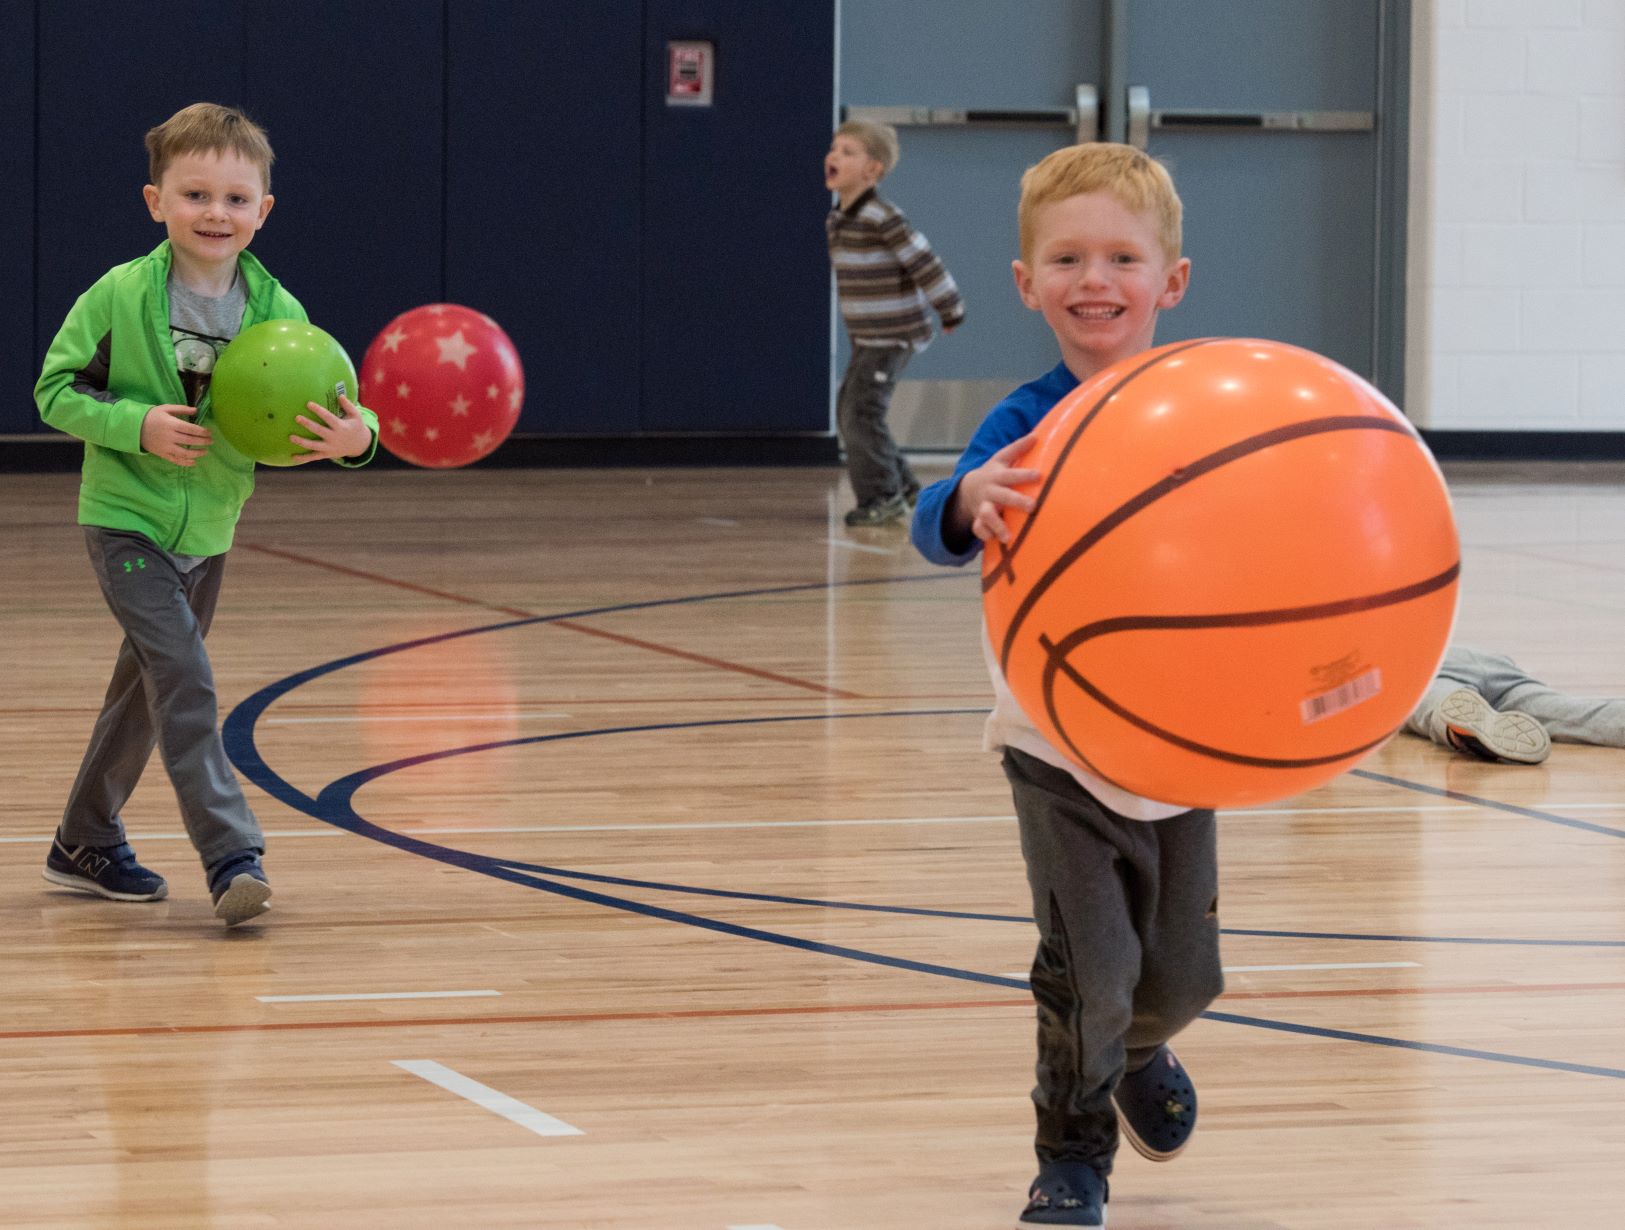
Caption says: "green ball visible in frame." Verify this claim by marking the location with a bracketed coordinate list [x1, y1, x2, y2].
[210, 320, 358, 466]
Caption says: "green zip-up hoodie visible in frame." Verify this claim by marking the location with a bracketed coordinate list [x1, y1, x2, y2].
[36, 241, 378, 556]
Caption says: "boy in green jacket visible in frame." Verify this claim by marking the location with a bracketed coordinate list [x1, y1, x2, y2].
[35, 102, 378, 927]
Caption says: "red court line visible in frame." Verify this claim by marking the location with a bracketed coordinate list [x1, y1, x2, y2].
[6, 980, 1624, 1043]
[238, 542, 860, 699]
[552, 619, 861, 699]
[241, 543, 537, 618]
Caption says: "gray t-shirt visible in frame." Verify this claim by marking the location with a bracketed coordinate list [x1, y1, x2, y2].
[168, 273, 247, 568]
[168, 272, 247, 408]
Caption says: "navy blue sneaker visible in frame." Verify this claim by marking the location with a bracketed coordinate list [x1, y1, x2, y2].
[43, 836, 168, 902]
[1113, 1045, 1197, 1161]
[1018, 1161, 1107, 1227]
[208, 851, 271, 927]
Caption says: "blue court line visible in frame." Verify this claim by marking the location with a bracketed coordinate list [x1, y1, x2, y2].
[1351, 767, 1625, 838]
[1223, 928, 1625, 949]
[1203, 1011, 1625, 1080]
[221, 575, 1625, 1083]
[296, 728, 1625, 1081]
[490, 855, 1032, 923]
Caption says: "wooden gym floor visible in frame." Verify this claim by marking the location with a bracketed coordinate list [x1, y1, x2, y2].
[2, 459, 1622, 1229]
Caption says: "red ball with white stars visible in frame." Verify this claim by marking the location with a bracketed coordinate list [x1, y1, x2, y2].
[361, 304, 525, 468]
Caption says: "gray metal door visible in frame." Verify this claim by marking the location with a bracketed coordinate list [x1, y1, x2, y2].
[839, 0, 1408, 447]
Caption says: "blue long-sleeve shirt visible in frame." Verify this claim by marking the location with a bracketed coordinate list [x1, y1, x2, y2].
[907, 359, 1188, 820]
[910, 362, 1077, 566]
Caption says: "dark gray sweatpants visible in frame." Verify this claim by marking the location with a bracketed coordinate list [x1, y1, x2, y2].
[59, 529, 262, 868]
[1003, 748, 1223, 1175]
[835, 342, 917, 505]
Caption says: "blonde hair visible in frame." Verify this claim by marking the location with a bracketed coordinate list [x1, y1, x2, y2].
[1018, 142, 1182, 263]
[835, 119, 900, 177]
[145, 102, 275, 191]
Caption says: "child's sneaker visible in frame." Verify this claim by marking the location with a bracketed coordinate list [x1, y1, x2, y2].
[1017, 1161, 1107, 1227]
[208, 851, 272, 927]
[1437, 687, 1550, 765]
[843, 491, 908, 526]
[1113, 1045, 1196, 1162]
[43, 836, 168, 901]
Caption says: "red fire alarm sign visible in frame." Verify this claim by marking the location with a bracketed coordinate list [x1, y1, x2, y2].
[667, 40, 714, 107]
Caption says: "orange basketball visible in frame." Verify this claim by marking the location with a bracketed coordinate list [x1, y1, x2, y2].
[982, 338, 1459, 809]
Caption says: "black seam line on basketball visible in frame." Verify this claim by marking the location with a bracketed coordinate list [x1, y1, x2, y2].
[1040, 637, 1397, 770]
[981, 337, 1221, 594]
[994, 415, 1424, 675]
[1031, 562, 1459, 770]
[1044, 560, 1462, 645]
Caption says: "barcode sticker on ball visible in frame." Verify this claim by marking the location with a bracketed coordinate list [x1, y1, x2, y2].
[1300, 668, 1383, 725]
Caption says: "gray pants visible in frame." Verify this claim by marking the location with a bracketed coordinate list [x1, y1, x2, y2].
[1405, 646, 1625, 747]
[836, 343, 916, 505]
[1003, 749, 1223, 1174]
[60, 529, 262, 868]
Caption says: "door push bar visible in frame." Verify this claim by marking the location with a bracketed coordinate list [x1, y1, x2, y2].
[1126, 85, 1373, 149]
[845, 87, 1370, 151]
[845, 85, 1101, 145]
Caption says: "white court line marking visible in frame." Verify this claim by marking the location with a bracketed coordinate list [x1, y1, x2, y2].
[263, 712, 570, 725]
[822, 536, 898, 556]
[9, 802, 1625, 844]
[392, 1060, 583, 1137]
[999, 960, 1423, 980]
[2, 816, 1018, 844]
[1222, 961, 1421, 973]
[700, 517, 739, 527]
[258, 990, 502, 1003]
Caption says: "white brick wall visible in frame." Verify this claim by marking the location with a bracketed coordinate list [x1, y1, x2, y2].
[1408, 0, 1625, 429]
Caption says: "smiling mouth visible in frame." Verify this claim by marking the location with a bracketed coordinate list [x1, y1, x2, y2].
[1070, 305, 1125, 320]
[196, 230, 231, 239]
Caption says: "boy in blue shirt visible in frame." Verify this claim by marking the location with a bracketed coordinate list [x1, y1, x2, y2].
[36, 102, 378, 927]
[911, 143, 1218, 1227]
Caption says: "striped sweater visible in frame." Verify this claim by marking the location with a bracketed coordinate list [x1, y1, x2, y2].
[827, 188, 965, 349]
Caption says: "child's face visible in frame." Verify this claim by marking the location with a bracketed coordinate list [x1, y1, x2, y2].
[825, 135, 882, 200]
[1012, 190, 1190, 378]
[143, 149, 274, 275]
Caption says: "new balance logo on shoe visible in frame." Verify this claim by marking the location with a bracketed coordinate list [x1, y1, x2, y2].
[43, 837, 168, 902]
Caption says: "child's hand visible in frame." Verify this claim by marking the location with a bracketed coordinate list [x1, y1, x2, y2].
[955, 434, 1041, 545]
[286, 394, 373, 464]
[141, 404, 212, 467]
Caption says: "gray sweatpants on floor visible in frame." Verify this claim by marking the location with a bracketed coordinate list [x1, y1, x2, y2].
[59, 529, 262, 868]
[1405, 646, 1625, 747]
[1003, 748, 1224, 1175]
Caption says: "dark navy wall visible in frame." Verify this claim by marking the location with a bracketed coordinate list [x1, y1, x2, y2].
[445, 2, 643, 434]
[16, 2, 833, 442]
[244, 1, 445, 373]
[32, 2, 243, 435]
[1, 2, 35, 434]
[641, 0, 835, 433]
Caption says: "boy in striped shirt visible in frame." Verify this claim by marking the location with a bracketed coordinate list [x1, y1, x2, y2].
[826, 120, 965, 526]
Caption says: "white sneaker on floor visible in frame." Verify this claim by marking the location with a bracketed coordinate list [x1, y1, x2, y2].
[1438, 687, 1551, 765]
